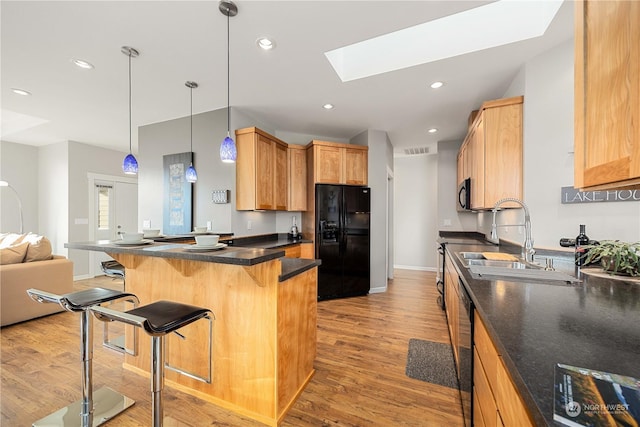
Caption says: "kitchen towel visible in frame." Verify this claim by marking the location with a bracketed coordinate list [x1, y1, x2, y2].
[405, 338, 458, 389]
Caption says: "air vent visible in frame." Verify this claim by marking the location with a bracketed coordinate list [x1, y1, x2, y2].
[403, 146, 430, 155]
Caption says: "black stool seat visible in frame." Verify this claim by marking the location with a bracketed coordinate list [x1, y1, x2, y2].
[93, 300, 211, 337]
[64, 288, 135, 311]
[127, 301, 211, 335]
[27, 287, 136, 312]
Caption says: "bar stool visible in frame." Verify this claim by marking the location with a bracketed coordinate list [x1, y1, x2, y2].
[91, 300, 213, 427]
[26, 288, 139, 427]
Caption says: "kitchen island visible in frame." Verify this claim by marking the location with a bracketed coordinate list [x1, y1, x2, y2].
[442, 237, 640, 426]
[65, 240, 320, 426]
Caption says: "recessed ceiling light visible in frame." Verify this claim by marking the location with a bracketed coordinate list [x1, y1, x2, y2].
[256, 37, 275, 50]
[430, 81, 444, 89]
[72, 58, 94, 69]
[428, 128, 438, 133]
[11, 88, 31, 96]
[323, 103, 334, 110]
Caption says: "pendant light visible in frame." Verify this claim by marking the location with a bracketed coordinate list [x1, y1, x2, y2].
[219, 1, 237, 163]
[185, 81, 198, 183]
[121, 46, 139, 175]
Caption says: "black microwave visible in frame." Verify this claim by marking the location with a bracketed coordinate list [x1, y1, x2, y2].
[457, 178, 471, 211]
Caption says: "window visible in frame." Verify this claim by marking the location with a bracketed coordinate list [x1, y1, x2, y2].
[97, 185, 112, 230]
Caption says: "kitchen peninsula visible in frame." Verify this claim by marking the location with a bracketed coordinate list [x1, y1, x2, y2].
[65, 240, 320, 426]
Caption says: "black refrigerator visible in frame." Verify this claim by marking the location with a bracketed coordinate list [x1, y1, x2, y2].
[315, 184, 370, 300]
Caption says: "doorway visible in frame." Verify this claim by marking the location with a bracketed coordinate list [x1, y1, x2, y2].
[88, 174, 137, 277]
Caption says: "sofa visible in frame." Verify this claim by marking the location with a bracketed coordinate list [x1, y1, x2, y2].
[0, 233, 73, 327]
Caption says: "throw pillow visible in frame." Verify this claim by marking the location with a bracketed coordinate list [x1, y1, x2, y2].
[0, 241, 29, 265]
[23, 233, 53, 262]
[0, 233, 26, 249]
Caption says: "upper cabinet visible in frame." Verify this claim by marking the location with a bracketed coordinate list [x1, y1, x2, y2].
[307, 140, 368, 185]
[287, 144, 307, 211]
[236, 127, 289, 211]
[574, 0, 640, 190]
[458, 96, 523, 210]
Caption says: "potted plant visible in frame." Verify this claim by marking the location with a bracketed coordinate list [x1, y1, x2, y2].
[584, 240, 640, 277]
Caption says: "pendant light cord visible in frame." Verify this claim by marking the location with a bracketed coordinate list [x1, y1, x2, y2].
[128, 52, 132, 154]
[226, 9, 230, 136]
[190, 85, 193, 152]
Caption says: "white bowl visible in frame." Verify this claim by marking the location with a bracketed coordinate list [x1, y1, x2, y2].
[142, 229, 160, 237]
[194, 226, 208, 233]
[195, 235, 219, 246]
[121, 232, 144, 242]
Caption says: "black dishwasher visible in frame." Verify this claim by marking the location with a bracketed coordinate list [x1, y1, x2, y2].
[457, 278, 473, 427]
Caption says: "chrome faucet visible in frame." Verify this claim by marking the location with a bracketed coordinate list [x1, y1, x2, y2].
[490, 197, 535, 263]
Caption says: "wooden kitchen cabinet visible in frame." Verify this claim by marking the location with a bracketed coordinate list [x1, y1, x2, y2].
[474, 313, 534, 427]
[236, 127, 288, 211]
[307, 140, 368, 185]
[287, 144, 307, 211]
[574, 0, 640, 190]
[457, 96, 523, 209]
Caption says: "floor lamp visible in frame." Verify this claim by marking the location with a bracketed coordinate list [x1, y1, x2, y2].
[0, 180, 24, 233]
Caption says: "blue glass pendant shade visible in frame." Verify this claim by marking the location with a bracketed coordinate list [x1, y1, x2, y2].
[220, 135, 237, 163]
[123, 153, 139, 175]
[186, 164, 198, 183]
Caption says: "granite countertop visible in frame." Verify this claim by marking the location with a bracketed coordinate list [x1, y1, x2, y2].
[443, 239, 640, 426]
[280, 257, 321, 282]
[65, 240, 285, 266]
[226, 233, 313, 249]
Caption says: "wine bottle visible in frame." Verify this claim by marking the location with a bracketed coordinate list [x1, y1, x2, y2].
[575, 224, 589, 266]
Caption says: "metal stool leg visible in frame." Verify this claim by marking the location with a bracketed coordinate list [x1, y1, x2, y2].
[81, 310, 93, 426]
[151, 336, 164, 427]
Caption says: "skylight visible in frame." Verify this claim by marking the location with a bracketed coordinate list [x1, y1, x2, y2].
[325, 0, 564, 82]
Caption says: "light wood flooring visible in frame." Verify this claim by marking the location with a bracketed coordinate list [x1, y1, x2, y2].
[1, 269, 463, 426]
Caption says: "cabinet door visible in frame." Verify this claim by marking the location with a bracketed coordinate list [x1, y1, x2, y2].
[575, 0, 640, 189]
[483, 103, 523, 208]
[288, 146, 307, 211]
[256, 134, 275, 210]
[470, 119, 485, 209]
[444, 253, 459, 367]
[344, 148, 368, 185]
[274, 142, 288, 211]
[315, 145, 343, 184]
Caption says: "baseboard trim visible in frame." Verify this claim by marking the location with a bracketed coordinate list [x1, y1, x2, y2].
[393, 265, 436, 272]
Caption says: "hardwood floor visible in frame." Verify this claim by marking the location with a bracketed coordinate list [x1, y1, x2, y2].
[1, 269, 463, 426]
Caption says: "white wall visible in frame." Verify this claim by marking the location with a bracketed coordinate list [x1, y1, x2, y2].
[394, 154, 438, 270]
[352, 129, 393, 293]
[38, 143, 69, 258]
[0, 141, 39, 234]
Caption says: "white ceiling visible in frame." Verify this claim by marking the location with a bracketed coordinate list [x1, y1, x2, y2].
[1, 1, 573, 155]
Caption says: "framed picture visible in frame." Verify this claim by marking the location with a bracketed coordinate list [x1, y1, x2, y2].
[163, 152, 193, 235]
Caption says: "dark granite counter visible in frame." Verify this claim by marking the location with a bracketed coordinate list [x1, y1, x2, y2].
[150, 232, 234, 243]
[66, 240, 284, 266]
[280, 258, 321, 282]
[443, 240, 640, 426]
[226, 233, 313, 250]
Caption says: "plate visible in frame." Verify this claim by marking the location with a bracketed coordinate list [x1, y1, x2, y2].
[184, 243, 227, 252]
[112, 239, 154, 246]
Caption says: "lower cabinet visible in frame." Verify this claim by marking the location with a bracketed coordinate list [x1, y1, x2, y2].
[474, 313, 534, 427]
[283, 242, 315, 259]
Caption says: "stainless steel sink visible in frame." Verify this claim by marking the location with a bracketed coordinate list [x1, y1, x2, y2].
[467, 259, 531, 269]
[456, 252, 540, 270]
[459, 252, 486, 260]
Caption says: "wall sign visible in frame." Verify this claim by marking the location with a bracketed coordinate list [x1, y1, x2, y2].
[561, 186, 640, 204]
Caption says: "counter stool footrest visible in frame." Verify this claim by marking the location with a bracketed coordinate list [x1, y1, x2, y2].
[31, 386, 134, 427]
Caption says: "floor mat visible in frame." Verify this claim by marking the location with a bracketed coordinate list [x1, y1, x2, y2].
[405, 338, 458, 389]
